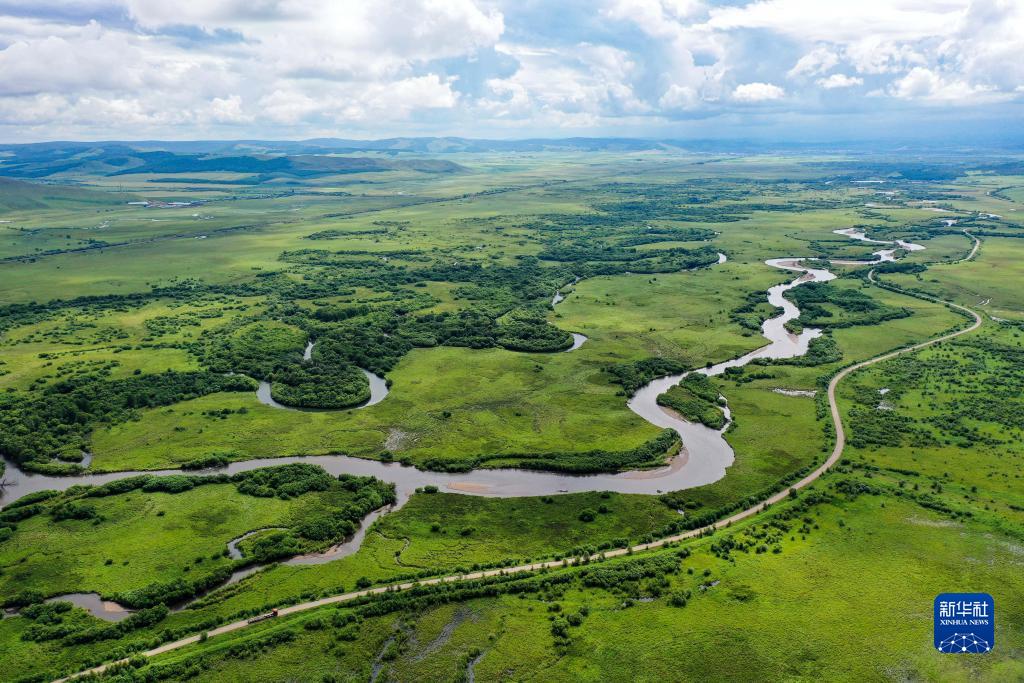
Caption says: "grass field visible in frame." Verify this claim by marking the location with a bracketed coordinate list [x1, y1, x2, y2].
[79, 494, 1023, 683]
[2, 152, 1024, 682]
[0, 471, 396, 602]
[888, 235, 1024, 320]
[0, 483, 295, 599]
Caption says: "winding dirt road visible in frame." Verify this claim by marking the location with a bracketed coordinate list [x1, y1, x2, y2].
[54, 249, 985, 683]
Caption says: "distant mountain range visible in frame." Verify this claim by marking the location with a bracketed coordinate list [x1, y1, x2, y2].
[0, 138, 1019, 181]
[0, 142, 469, 180]
[0, 138, 691, 180]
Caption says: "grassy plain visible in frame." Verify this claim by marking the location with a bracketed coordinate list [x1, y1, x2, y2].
[888, 236, 1024, 320]
[96, 494, 1024, 683]
[0, 483, 293, 599]
[0, 473, 400, 602]
[3, 152, 1024, 682]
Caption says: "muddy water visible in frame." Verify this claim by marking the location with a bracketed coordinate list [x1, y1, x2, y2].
[226, 528, 287, 560]
[626, 258, 836, 486]
[282, 505, 395, 566]
[45, 594, 134, 622]
[0, 259, 833, 542]
[2, 446, 782, 507]
[831, 228, 926, 265]
[565, 333, 588, 351]
[551, 277, 586, 350]
[255, 369, 389, 411]
[252, 340, 389, 411]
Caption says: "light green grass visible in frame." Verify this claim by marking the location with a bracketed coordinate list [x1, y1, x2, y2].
[0, 483, 319, 600]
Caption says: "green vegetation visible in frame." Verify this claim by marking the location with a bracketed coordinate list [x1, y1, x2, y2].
[786, 280, 911, 330]
[607, 357, 688, 395]
[657, 373, 726, 428]
[0, 371, 255, 474]
[1, 149, 1023, 682]
[0, 464, 394, 608]
[53, 489, 1024, 683]
[373, 491, 682, 569]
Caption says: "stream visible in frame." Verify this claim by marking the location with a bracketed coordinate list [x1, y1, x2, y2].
[831, 228, 925, 264]
[626, 257, 836, 486]
[255, 341, 390, 411]
[0, 238, 921, 620]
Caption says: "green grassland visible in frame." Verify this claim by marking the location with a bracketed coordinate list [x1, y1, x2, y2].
[71, 283, 1022, 680]
[0, 486, 684, 681]
[0, 297, 263, 392]
[835, 324, 1024, 519]
[63, 493, 1023, 683]
[0, 466, 396, 603]
[373, 492, 680, 568]
[145, 490, 682, 624]
[888, 236, 1024, 320]
[3, 152, 1024, 682]
[0, 483, 296, 600]
[90, 343, 663, 470]
[88, 260, 786, 471]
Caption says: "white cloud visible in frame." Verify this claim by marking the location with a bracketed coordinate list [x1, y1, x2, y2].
[817, 73, 863, 89]
[257, 89, 320, 126]
[787, 46, 839, 78]
[362, 74, 460, 115]
[124, 0, 504, 80]
[732, 82, 785, 102]
[659, 84, 699, 110]
[256, 74, 459, 125]
[0, 21, 227, 97]
[947, 0, 1024, 93]
[706, 0, 967, 43]
[480, 42, 649, 121]
[0, 0, 1021, 138]
[887, 66, 1007, 103]
[0, 1, 501, 136]
[209, 95, 252, 124]
[844, 37, 927, 75]
[603, 0, 706, 39]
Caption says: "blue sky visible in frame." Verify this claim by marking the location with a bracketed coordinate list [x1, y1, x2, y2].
[0, 0, 1021, 142]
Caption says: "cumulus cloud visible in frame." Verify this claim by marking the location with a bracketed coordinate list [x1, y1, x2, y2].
[732, 82, 785, 102]
[603, 0, 707, 38]
[659, 84, 700, 110]
[844, 37, 926, 75]
[706, 0, 966, 43]
[122, 0, 505, 84]
[0, 0, 1020, 138]
[787, 46, 839, 78]
[0, 1, 500, 137]
[0, 21, 225, 97]
[209, 95, 252, 124]
[479, 42, 648, 122]
[888, 66, 1006, 103]
[817, 74, 863, 89]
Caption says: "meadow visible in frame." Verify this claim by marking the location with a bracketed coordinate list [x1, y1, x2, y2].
[2, 150, 1023, 682]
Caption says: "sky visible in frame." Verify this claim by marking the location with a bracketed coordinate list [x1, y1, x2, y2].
[0, 0, 1022, 143]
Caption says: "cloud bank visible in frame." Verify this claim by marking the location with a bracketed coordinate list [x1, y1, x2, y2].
[0, 0, 1021, 140]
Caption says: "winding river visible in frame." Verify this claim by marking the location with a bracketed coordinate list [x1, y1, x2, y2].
[831, 228, 925, 265]
[626, 257, 836, 485]
[255, 341, 390, 411]
[0, 237, 922, 620]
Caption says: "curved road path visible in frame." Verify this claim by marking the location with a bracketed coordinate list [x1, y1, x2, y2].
[54, 240, 985, 683]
